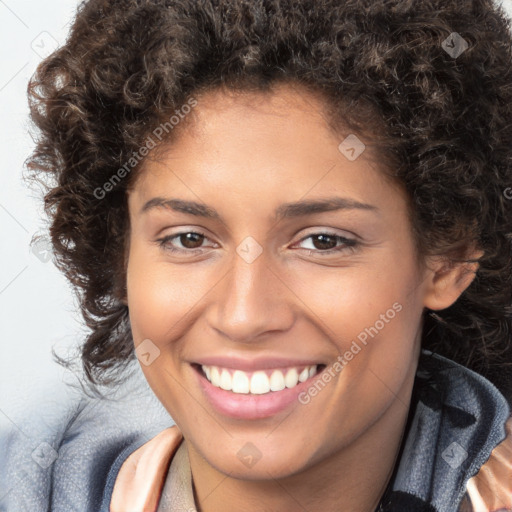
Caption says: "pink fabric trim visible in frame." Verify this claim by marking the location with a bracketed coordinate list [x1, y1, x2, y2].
[110, 426, 183, 512]
[465, 417, 512, 511]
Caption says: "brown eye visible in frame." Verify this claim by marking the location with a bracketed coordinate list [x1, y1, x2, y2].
[294, 232, 359, 256]
[156, 231, 214, 253]
[310, 234, 338, 250]
[179, 232, 205, 249]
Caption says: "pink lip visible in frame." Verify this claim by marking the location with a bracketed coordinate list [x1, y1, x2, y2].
[191, 363, 325, 420]
[191, 355, 325, 372]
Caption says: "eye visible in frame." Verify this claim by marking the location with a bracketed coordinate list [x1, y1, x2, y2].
[155, 230, 359, 256]
[156, 230, 216, 253]
[293, 232, 359, 255]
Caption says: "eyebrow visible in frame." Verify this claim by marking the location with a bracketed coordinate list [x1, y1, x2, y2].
[140, 196, 379, 221]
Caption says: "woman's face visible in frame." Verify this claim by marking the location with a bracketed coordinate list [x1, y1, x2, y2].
[125, 83, 449, 480]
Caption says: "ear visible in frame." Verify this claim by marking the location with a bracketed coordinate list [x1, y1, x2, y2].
[422, 249, 484, 311]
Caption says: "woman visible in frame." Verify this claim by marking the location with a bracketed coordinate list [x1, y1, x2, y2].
[23, 0, 512, 510]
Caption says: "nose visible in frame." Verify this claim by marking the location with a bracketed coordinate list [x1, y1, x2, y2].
[205, 248, 295, 343]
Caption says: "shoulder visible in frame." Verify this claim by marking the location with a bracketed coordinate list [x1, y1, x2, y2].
[1, 373, 173, 512]
[104, 426, 183, 512]
[462, 416, 512, 511]
[50, 384, 173, 512]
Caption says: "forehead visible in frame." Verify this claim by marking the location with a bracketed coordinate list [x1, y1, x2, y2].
[177, 82, 360, 150]
[137, 85, 372, 172]
[129, 83, 408, 220]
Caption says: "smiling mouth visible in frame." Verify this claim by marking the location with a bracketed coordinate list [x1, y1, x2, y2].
[192, 363, 327, 395]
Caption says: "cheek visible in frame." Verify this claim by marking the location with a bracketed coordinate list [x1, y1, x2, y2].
[287, 257, 418, 339]
[285, 253, 424, 396]
[126, 244, 213, 341]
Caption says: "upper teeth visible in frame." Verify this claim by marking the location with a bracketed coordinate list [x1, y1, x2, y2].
[201, 365, 319, 394]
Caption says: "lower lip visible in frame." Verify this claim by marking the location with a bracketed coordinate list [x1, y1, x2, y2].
[192, 364, 325, 420]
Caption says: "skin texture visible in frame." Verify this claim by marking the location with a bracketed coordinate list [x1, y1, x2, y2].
[124, 83, 481, 512]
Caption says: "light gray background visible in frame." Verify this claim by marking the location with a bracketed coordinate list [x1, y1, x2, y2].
[0, 1, 89, 438]
[1, 0, 512, 434]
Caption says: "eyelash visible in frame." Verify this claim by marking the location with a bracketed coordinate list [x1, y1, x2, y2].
[155, 230, 359, 256]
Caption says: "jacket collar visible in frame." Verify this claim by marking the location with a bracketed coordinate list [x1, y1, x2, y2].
[378, 349, 510, 511]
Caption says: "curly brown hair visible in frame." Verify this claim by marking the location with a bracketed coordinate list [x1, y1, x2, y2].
[25, 0, 512, 399]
